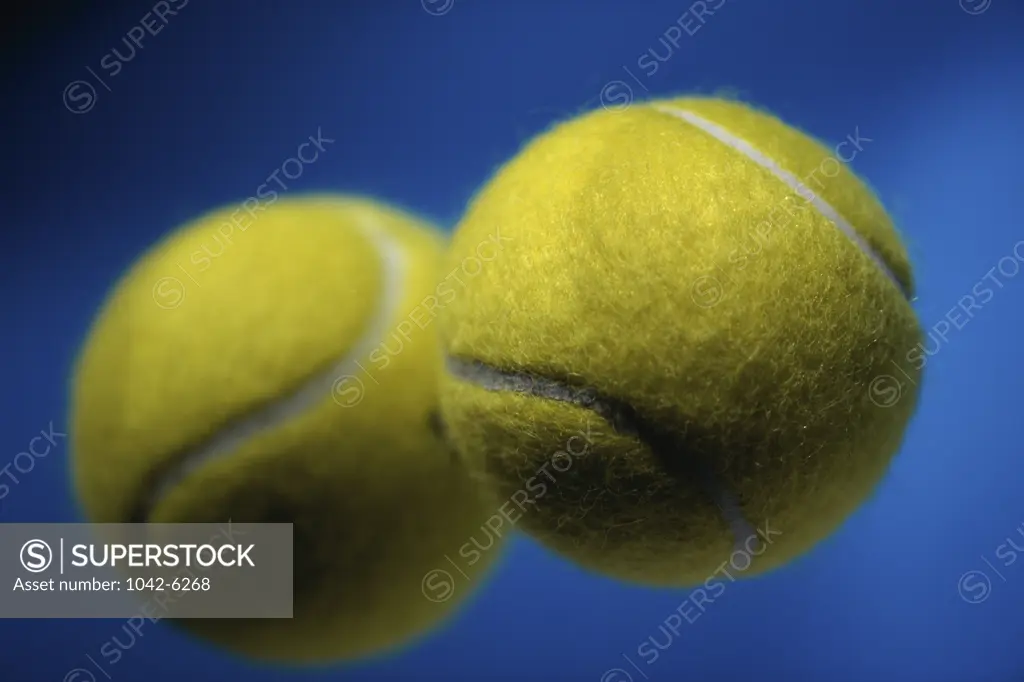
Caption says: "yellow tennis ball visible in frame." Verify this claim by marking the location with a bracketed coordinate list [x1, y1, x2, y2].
[437, 97, 923, 586]
[71, 195, 500, 662]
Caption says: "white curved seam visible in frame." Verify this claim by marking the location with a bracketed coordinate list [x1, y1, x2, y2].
[652, 105, 906, 297]
[144, 206, 405, 513]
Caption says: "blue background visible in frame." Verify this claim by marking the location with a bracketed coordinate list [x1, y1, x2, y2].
[3, 0, 1023, 680]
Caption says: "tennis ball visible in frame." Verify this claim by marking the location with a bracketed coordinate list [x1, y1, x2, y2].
[437, 97, 922, 586]
[71, 195, 500, 662]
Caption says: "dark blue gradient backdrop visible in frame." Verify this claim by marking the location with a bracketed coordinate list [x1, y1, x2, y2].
[3, 1, 1023, 681]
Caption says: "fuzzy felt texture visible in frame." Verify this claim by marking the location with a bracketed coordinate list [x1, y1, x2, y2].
[438, 96, 923, 586]
[71, 196, 500, 662]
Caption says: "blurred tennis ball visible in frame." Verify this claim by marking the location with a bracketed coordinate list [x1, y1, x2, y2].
[71, 195, 501, 662]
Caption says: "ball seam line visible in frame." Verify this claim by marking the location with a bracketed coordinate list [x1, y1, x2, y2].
[443, 355, 761, 556]
[650, 104, 909, 300]
[132, 205, 407, 522]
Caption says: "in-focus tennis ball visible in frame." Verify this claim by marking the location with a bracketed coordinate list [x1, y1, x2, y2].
[71, 195, 501, 662]
[437, 97, 922, 586]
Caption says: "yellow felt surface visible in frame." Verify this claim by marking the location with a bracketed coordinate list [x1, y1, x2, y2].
[439, 97, 923, 585]
[71, 195, 500, 662]
[674, 97, 913, 291]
